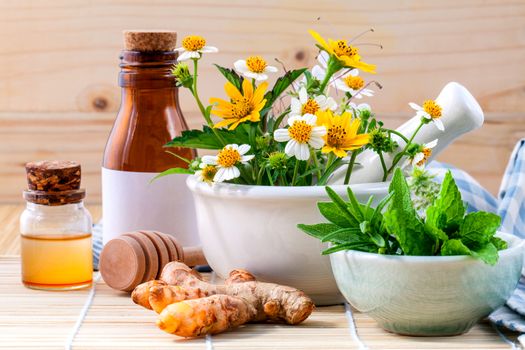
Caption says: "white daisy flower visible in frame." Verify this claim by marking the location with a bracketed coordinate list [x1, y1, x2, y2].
[195, 163, 217, 184]
[349, 102, 371, 114]
[233, 56, 277, 81]
[175, 35, 218, 62]
[409, 100, 445, 131]
[290, 87, 337, 117]
[201, 144, 254, 182]
[273, 114, 326, 161]
[403, 139, 438, 169]
[332, 69, 374, 99]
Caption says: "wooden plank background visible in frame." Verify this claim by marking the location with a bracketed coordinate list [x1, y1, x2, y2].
[0, 0, 524, 203]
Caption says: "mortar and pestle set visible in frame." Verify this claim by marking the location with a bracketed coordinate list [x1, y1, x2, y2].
[102, 82, 484, 299]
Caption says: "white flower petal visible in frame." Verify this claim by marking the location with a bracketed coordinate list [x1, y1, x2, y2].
[290, 98, 302, 115]
[325, 97, 338, 111]
[241, 154, 254, 163]
[214, 167, 227, 182]
[426, 139, 438, 148]
[434, 118, 445, 131]
[265, 65, 278, 73]
[201, 155, 218, 165]
[299, 87, 308, 104]
[200, 46, 218, 53]
[308, 135, 325, 149]
[221, 166, 239, 181]
[297, 143, 310, 160]
[284, 139, 297, 157]
[254, 73, 268, 81]
[174, 47, 185, 52]
[409, 102, 422, 111]
[287, 115, 301, 126]
[311, 126, 327, 137]
[177, 51, 193, 61]
[234, 60, 249, 73]
[413, 152, 425, 165]
[274, 128, 291, 142]
[237, 144, 251, 155]
[311, 65, 326, 81]
[349, 69, 359, 77]
[302, 113, 317, 125]
[317, 51, 330, 68]
[333, 79, 350, 92]
[242, 71, 260, 79]
[226, 144, 239, 151]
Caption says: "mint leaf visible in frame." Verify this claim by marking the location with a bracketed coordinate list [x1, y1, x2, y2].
[322, 241, 377, 255]
[384, 169, 436, 255]
[491, 236, 508, 251]
[471, 243, 499, 266]
[426, 171, 465, 233]
[150, 167, 193, 182]
[441, 239, 471, 256]
[317, 202, 358, 228]
[459, 212, 501, 249]
[297, 223, 340, 240]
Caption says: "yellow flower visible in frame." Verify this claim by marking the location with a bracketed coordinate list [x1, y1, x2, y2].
[309, 30, 376, 74]
[316, 110, 370, 158]
[210, 79, 268, 130]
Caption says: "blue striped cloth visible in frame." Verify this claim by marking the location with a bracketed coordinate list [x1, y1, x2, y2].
[92, 139, 525, 331]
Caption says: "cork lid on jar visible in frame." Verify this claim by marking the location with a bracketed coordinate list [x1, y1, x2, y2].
[123, 30, 178, 52]
[23, 160, 85, 205]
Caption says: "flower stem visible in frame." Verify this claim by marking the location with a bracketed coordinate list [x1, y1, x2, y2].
[291, 160, 300, 186]
[344, 151, 359, 185]
[386, 121, 424, 175]
[379, 151, 388, 181]
[191, 59, 226, 146]
[384, 128, 410, 143]
[318, 58, 338, 94]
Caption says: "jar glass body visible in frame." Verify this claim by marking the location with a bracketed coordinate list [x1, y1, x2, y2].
[20, 202, 93, 290]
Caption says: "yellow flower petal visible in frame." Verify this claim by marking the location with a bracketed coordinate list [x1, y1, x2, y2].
[253, 81, 268, 103]
[224, 82, 243, 100]
[308, 29, 332, 54]
[242, 78, 253, 99]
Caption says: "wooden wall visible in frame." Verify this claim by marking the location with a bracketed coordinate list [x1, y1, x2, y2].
[1, 0, 524, 203]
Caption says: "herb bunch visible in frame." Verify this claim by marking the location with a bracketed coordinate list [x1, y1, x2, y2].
[298, 168, 506, 265]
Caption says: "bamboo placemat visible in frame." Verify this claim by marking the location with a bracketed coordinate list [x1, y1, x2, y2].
[0, 256, 519, 349]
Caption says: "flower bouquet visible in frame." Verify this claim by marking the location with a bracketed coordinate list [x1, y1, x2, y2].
[161, 30, 446, 185]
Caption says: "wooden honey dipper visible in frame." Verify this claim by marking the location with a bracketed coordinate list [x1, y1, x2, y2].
[99, 231, 207, 292]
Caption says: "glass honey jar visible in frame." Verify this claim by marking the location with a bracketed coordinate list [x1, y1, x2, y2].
[20, 161, 93, 290]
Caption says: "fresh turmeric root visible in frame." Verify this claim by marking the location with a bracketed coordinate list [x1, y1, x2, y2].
[132, 262, 315, 337]
[157, 294, 256, 337]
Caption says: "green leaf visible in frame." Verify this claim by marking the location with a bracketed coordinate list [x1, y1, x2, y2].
[214, 64, 243, 90]
[317, 202, 357, 228]
[325, 187, 359, 226]
[165, 126, 250, 150]
[370, 192, 393, 229]
[424, 223, 449, 242]
[471, 243, 499, 266]
[440, 239, 471, 256]
[264, 68, 307, 108]
[383, 168, 436, 255]
[459, 212, 501, 249]
[321, 242, 377, 255]
[491, 236, 508, 251]
[297, 223, 341, 240]
[321, 227, 363, 243]
[426, 171, 465, 232]
[347, 187, 365, 221]
[150, 167, 193, 183]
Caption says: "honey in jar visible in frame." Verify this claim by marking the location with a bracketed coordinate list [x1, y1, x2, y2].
[20, 161, 93, 290]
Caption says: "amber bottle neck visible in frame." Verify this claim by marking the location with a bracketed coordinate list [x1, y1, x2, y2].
[118, 50, 177, 89]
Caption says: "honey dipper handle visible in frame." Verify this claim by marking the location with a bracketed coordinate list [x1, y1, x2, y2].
[183, 246, 208, 267]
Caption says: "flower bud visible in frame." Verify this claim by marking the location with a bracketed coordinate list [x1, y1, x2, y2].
[267, 152, 288, 171]
[171, 63, 193, 88]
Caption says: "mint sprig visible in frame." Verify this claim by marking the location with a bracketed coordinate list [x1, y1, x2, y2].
[298, 168, 506, 265]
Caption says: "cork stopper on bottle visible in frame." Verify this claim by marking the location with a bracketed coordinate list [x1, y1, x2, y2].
[123, 30, 177, 52]
[24, 160, 85, 205]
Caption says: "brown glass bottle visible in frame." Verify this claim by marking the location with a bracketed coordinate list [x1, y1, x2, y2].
[102, 31, 198, 246]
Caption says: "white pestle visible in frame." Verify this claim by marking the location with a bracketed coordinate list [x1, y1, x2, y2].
[327, 82, 484, 185]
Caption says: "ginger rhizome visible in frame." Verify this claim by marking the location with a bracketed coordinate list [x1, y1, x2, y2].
[131, 262, 314, 337]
